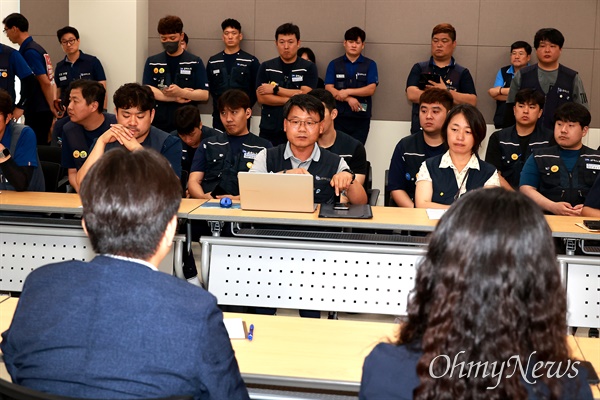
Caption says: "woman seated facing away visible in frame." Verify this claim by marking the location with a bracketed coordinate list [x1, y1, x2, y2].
[415, 104, 499, 209]
[360, 188, 593, 400]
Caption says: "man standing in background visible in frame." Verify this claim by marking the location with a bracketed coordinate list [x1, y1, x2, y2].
[3, 12, 57, 145]
[143, 15, 208, 133]
[206, 18, 259, 132]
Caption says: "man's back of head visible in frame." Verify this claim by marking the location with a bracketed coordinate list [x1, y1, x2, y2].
[79, 148, 181, 261]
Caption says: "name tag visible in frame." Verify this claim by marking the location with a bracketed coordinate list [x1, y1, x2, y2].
[59, 76, 67, 81]
[212, 70, 220, 74]
[336, 74, 345, 79]
[291, 74, 303, 83]
[180, 68, 191, 75]
[586, 163, 600, 170]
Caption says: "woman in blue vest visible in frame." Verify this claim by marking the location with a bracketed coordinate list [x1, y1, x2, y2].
[414, 104, 499, 208]
[360, 188, 593, 399]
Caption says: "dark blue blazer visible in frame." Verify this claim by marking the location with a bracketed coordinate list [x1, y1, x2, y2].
[1, 256, 249, 400]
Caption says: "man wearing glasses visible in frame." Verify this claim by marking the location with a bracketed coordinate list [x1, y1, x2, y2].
[3, 13, 57, 145]
[54, 26, 107, 113]
[250, 94, 367, 205]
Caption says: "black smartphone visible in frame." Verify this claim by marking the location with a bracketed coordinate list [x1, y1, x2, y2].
[418, 73, 441, 89]
[583, 220, 600, 230]
[333, 202, 349, 211]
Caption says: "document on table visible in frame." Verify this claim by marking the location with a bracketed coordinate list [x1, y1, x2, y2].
[223, 318, 247, 339]
[426, 209, 446, 220]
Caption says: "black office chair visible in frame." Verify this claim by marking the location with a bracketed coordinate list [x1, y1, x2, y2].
[364, 161, 380, 206]
[40, 161, 63, 193]
[0, 377, 192, 400]
[37, 146, 68, 191]
[180, 170, 189, 196]
[383, 169, 397, 207]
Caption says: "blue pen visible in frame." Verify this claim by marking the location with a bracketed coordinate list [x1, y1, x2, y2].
[248, 324, 254, 341]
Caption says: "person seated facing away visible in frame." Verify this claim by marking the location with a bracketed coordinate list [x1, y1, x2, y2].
[485, 88, 553, 190]
[520, 102, 600, 216]
[171, 104, 218, 178]
[250, 94, 367, 205]
[0, 88, 44, 191]
[360, 188, 593, 400]
[1, 148, 249, 399]
[188, 89, 272, 200]
[415, 104, 499, 209]
[388, 88, 452, 207]
[76, 82, 182, 187]
[61, 80, 116, 192]
[487, 40, 531, 129]
[307, 88, 368, 186]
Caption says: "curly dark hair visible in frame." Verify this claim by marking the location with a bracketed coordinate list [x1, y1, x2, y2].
[399, 188, 569, 400]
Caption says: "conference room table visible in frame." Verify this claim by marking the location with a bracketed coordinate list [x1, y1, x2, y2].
[0, 298, 598, 398]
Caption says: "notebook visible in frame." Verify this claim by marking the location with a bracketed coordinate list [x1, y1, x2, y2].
[238, 172, 316, 213]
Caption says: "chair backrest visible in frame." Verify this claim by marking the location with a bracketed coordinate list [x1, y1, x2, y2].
[40, 161, 61, 193]
[36, 145, 62, 164]
[364, 160, 373, 191]
[0, 377, 192, 400]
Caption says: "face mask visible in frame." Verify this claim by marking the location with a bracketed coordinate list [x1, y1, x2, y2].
[162, 41, 180, 54]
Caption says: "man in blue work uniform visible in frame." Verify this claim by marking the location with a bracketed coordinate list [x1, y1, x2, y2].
[54, 26, 107, 112]
[485, 88, 553, 190]
[61, 80, 115, 192]
[506, 28, 588, 131]
[256, 23, 318, 147]
[0, 88, 44, 191]
[0, 43, 35, 121]
[388, 88, 452, 207]
[405, 23, 476, 134]
[206, 18, 259, 133]
[76, 83, 182, 187]
[325, 26, 378, 145]
[142, 15, 209, 133]
[3, 13, 57, 145]
[520, 102, 600, 215]
[487, 40, 531, 129]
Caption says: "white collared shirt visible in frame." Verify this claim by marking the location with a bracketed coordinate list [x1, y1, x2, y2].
[416, 151, 500, 196]
[103, 254, 158, 271]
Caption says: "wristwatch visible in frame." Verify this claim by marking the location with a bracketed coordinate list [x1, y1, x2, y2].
[0, 148, 9, 158]
[343, 168, 355, 184]
[272, 83, 280, 95]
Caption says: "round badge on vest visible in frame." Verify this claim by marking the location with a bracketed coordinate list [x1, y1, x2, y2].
[550, 165, 559, 173]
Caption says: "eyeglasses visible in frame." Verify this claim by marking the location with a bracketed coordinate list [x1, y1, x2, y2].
[61, 38, 78, 46]
[286, 119, 320, 129]
[2, 27, 9, 34]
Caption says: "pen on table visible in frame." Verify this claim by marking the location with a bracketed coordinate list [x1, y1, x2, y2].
[248, 324, 254, 341]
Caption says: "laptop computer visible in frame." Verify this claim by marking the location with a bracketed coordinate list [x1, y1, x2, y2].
[238, 172, 316, 213]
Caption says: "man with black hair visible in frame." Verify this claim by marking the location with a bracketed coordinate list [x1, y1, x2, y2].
[55, 26, 107, 111]
[520, 102, 600, 215]
[256, 22, 318, 147]
[388, 88, 452, 207]
[250, 94, 366, 205]
[76, 83, 182, 186]
[506, 28, 588, 131]
[325, 26, 378, 145]
[308, 88, 367, 186]
[142, 15, 209, 133]
[61, 80, 115, 192]
[486, 88, 553, 190]
[0, 88, 44, 191]
[206, 18, 259, 132]
[3, 12, 57, 144]
[488, 40, 531, 129]
[406, 23, 476, 134]
[2, 148, 249, 399]
[188, 89, 271, 200]
[171, 105, 218, 176]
